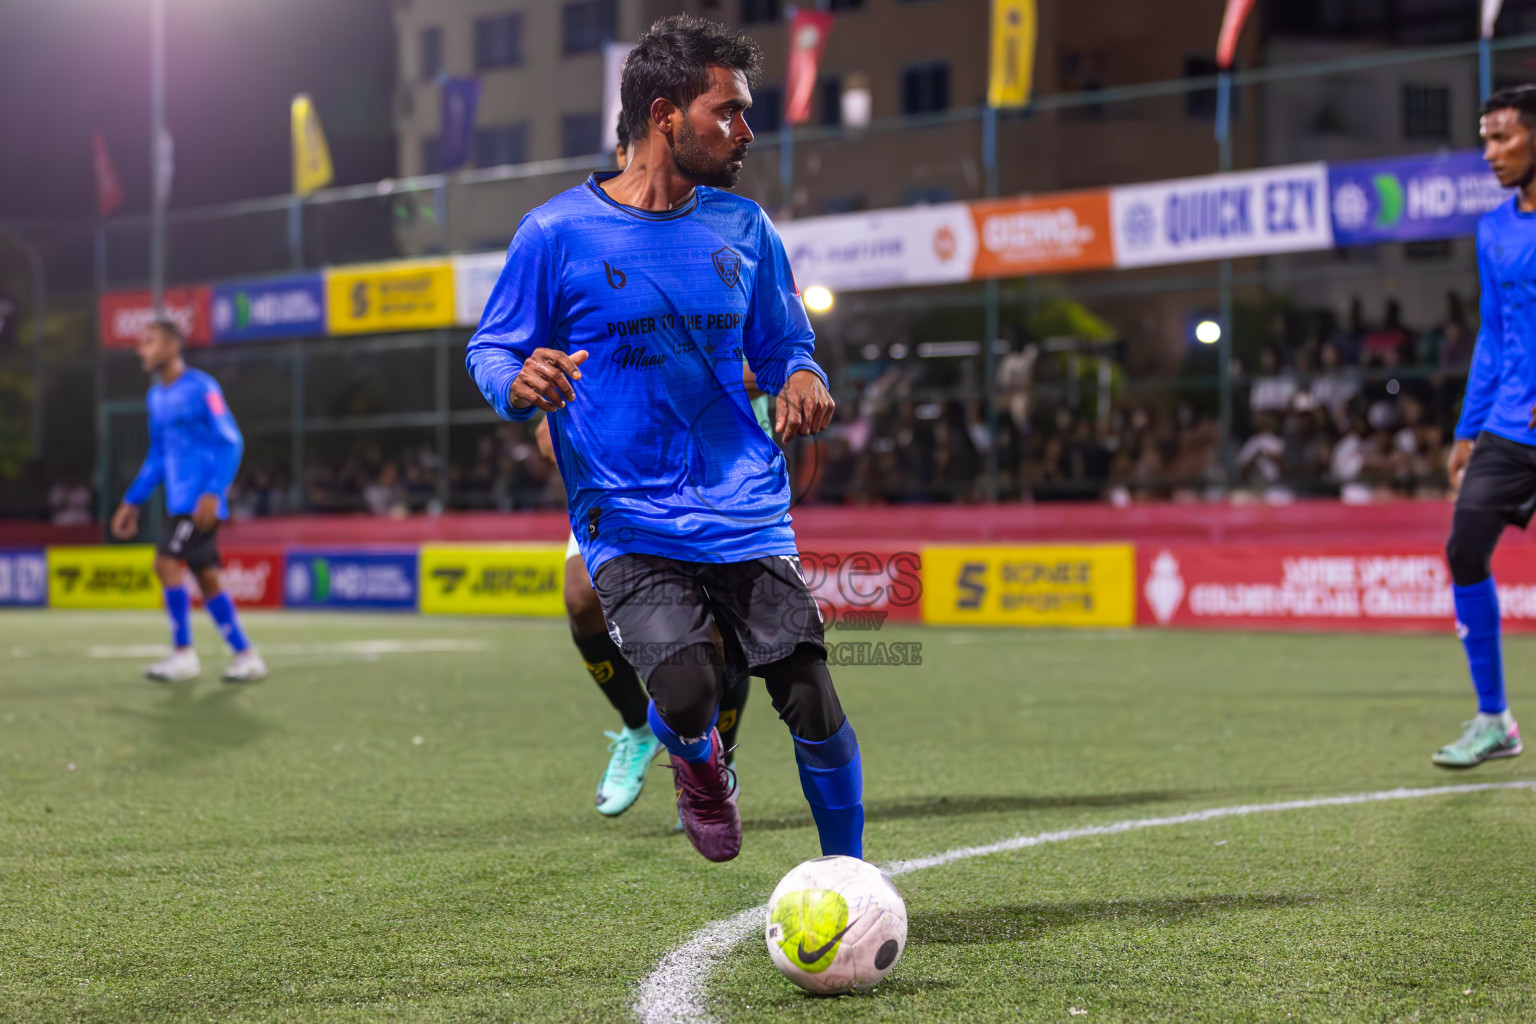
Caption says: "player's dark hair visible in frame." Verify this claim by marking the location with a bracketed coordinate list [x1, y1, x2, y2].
[1482, 84, 1536, 127]
[620, 14, 760, 145]
[148, 318, 184, 346]
[616, 115, 631, 152]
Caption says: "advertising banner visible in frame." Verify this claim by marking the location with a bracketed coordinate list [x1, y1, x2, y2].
[0, 548, 47, 607]
[211, 274, 325, 342]
[921, 544, 1135, 628]
[778, 203, 977, 293]
[188, 548, 284, 608]
[99, 287, 212, 349]
[969, 190, 1115, 278]
[284, 549, 418, 610]
[418, 544, 565, 617]
[1329, 150, 1509, 247]
[1137, 545, 1536, 633]
[1111, 163, 1333, 268]
[798, 546, 924, 628]
[452, 251, 506, 327]
[47, 545, 160, 609]
[325, 259, 455, 335]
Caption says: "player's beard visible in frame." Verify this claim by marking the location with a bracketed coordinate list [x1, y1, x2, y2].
[672, 116, 745, 189]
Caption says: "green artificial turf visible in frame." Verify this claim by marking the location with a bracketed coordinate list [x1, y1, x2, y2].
[1, 611, 1534, 1022]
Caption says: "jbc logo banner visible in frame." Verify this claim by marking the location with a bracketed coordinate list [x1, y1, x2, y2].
[419, 545, 565, 617]
[48, 546, 161, 609]
[921, 545, 1135, 628]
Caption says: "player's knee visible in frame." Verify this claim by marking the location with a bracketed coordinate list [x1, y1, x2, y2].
[1447, 530, 1494, 587]
[154, 556, 185, 588]
[194, 566, 223, 599]
[648, 642, 721, 737]
[762, 643, 844, 743]
[564, 561, 605, 633]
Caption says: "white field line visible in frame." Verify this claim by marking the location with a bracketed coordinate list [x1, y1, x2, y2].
[633, 779, 1536, 1024]
[87, 639, 489, 659]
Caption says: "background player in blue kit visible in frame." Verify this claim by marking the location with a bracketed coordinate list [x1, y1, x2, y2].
[467, 15, 861, 863]
[1436, 86, 1536, 768]
[110, 320, 266, 684]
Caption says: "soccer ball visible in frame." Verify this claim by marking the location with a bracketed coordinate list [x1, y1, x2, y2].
[765, 855, 907, 994]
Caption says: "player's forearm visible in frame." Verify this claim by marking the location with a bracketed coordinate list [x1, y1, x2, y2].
[122, 464, 164, 505]
[747, 347, 827, 396]
[466, 345, 535, 421]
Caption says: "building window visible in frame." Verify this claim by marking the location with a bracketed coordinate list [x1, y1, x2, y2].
[742, 0, 781, 24]
[1405, 239, 1453, 261]
[563, 0, 616, 56]
[474, 124, 529, 168]
[751, 85, 783, 134]
[474, 14, 523, 70]
[904, 186, 954, 205]
[819, 77, 843, 126]
[421, 136, 441, 175]
[562, 112, 603, 157]
[828, 0, 864, 8]
[1403, 85, 1450, 140]
[901, 62, 950, 115]
[420, 27, 443, 81]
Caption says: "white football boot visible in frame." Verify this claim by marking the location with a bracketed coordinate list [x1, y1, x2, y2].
[222, 650, 268, 683]
[145, 648, 201, 683]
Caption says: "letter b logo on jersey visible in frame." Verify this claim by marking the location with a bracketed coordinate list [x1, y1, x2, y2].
[604, 261, 626, 289]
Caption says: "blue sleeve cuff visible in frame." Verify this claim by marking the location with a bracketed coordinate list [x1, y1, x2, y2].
[757, 355, 828, 396]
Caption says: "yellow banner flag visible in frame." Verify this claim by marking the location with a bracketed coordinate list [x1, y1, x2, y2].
[291, 93, 334, 197]
[988, 0, 1037, 109]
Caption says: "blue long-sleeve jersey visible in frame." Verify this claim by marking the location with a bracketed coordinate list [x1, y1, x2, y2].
[1457, 198, 1536, 445]
[124, 367, 244, 518]
[466, 173, 826, 573]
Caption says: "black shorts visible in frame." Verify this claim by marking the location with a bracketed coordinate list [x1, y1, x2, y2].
[1458, 432, 1536, 528]
[591, 553, 825, 684]
[158, 515, 222, 571]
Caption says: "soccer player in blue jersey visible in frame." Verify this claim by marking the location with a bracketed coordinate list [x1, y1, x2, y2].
[1436, 86, 1536, 767]
[468, 15, 862, 863]
[110, 320, 266, 684]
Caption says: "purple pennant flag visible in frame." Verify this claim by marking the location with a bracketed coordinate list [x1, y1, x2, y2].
[439, 76, 481, 172]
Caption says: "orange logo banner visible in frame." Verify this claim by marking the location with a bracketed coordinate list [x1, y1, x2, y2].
[968, 190, 1114, 278]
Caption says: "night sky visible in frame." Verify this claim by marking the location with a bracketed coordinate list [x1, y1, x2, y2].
[0, 0, 396, 220]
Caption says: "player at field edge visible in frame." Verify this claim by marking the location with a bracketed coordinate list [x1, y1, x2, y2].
[531, 118, 758, 820]
[1438, 85, 1536, 768]
[467, 14, 862, 863]
[110, 319, 266, 684]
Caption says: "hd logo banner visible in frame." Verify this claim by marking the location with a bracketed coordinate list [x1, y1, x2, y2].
[921, 544, 1135, 628]
[325, 259, 455, 335]
[1328, 150, 1508, 247]
[0, 548, 47, 607]
[48, 545, 160, 609]
[419, 544, 566, 617]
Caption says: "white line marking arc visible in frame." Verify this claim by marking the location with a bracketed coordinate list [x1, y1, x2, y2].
[633, 780, 1536, 1024]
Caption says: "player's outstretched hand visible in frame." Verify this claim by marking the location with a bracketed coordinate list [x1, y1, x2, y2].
[1447, 438, 1475, 500]
[110, 503, 140, 541]
[192, 493, 220, 532]
[776, 369, 835, 440]
[511, 348, 588, 413]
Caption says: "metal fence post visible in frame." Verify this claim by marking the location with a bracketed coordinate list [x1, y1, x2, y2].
[290, 340, 305, 511]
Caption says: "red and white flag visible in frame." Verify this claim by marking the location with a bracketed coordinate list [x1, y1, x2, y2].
[784, 10, 834, 126]
[92, 131, 125, 217]
[1216, 0, 1257, 69]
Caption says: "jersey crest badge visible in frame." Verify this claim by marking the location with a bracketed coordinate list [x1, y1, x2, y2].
[712, 246, 742, 289]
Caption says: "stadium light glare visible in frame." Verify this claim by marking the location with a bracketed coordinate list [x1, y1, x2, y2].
[803, 285, 834, 313]
[1195, 320, 1222, 345]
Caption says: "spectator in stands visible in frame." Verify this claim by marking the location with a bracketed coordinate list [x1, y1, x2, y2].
[1362, 299, 1410, 367]
[1309, 341, 1360, 429]
[1249, 346, 1298, 415]
[1436, 292, 1476, 374]
[49, 478, 93, 526]
[364, 462, 408, 518]
[1237, 413, 1285, 490]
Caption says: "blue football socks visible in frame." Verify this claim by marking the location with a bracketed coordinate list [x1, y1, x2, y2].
[205, 592, 250, 654]
[164, 586, 192, 649]
[647, 700, 714, 764]
[793, 718, 865, 859]
[1454, 577, 1506, 714]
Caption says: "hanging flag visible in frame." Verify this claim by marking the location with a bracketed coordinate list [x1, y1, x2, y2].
[1216, 0, 1258, 69]
[438, 76, 482, 171]
[784, 10, 834, 126]
[1484, 0, 1505, 37]
[987, 0, 1037, 108]
[291, 93, 334, 197]
[154, 127, 174, 207]
[92, 131, 126, 217]
[601, 41, 635, 152]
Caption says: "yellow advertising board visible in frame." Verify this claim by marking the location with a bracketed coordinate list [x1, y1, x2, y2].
[921, 544, 1134, 628]
[419, 544, 566, 617]
[325, 259, 455, 335]
[48, 545, 161, 610]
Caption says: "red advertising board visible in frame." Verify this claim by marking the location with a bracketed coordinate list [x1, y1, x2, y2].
[1137, 545, 1536, 633]
[99, 287, 213, 349]
[187, 548, 284, 608]
[798, 546, 923, 627]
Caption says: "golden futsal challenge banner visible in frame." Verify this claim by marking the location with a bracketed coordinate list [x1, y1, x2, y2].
[921, 544, 1135, 628]
[418, 544, 566, 617]
[325, 259, 455, 335]
[47, 545, 161, 610]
